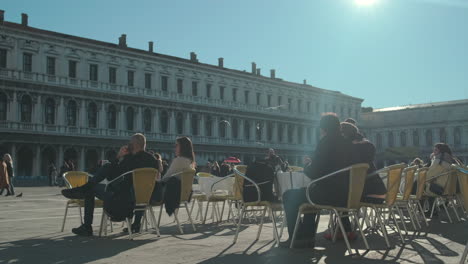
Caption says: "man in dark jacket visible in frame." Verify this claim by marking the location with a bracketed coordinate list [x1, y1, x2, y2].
[281, 113, 354, 248]
[62, 133, 158, 236]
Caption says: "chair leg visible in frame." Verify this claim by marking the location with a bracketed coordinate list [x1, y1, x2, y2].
[149, 206, 161, 237]
[203, 200, 210, 224]
[460, 240, 468, 264]
[61, 202, 69, 232]
[390, 207, 405, 244]
[269, 207, 280, 245]
[219, 201, 226, 222]
[174, 208, 183, 234]
[233, 206, 246, 244]
[99, 210, 106, 237]
[441, 199, 453, 223]
[279, 211, 286, 240]
[449, 200, 461, 222]
[126, 217, 133, 240]
[157, 204, 163, 228]
[374, 206, 391, 248]
[417, 201, 429, 227]
[256, 207, 267, 240]
[352, 211, 369, 250]
[227, 200, 233, 222]
[395, 205, 409, 234]
[185, 202, 197, 232]
[405, 203, 418, 231]
[290, 209, 303, 249]
[78, 205, 83, 224]
[430, 198, 438, 218]
[334, 210, 354, 256]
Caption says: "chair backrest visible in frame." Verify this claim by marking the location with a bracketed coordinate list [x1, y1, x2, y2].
[444, 168, 458, 196]
[347, 163, 370, 209]
[289, 166, 304, 172]
[196, 172, 213, 178]
[233, 165, 247, 201]
[180, 169, 196, 202]
[401, 165, 418, 200]
[415, 167, 429, 200]
[63, 171, 88, 189]
[383, 163, 407, 205]
[453, 165, 468, 211]
[132, 168, 158, 205]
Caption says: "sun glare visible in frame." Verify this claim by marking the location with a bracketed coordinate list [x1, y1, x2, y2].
[355, 0, 377, 6]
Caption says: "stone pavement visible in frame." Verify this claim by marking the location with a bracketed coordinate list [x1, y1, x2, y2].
[0, 187, 467, 264]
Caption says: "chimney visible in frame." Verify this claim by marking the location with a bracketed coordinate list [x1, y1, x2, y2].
[218, 57, 224, 68]
[256, 68, 261, 76]
[118, 34, 127, 47]
[190, 52, 198, 62]
[0, 10, 4, 25]
[21, 13, 28, 26]
[303, 79, 307, 85]
[270, 69, 276, 79]
[251, 62, 256, 74]
[148, 41, 154, 52]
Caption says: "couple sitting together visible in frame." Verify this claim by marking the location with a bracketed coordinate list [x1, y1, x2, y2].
[281, 113, 385, 248]
[61, 133, 195, 236]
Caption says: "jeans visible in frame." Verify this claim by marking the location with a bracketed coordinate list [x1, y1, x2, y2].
[9, 177, 14, 195]
[283, 187, 351, 240]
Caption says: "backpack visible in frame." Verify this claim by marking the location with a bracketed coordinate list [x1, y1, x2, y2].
[243, 161, 275, 202]
[103, 177, 135, 222]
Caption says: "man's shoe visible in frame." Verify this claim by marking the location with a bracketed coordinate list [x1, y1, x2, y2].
[62, 188, 86, 199]
[72, 224, 93, 236]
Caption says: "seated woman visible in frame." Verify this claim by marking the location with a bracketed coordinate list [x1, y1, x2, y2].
[341, 122, 386, 202]
[129, 136, 195, 233]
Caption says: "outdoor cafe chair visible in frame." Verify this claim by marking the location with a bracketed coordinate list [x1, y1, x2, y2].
[408, 167, 429, 227]
[150, 169, 197, 234]
[232, 165, 284, 245]
[99, 168, 160, 239]
[202, 174, 235, 224]
[453, 165, 468, 218]
[360, 163, 407, 248]
[60, 171, 105, 232]
[290, 163, 369, 255]
[425, 168, 460, 223]
[395, 165, 420, 231]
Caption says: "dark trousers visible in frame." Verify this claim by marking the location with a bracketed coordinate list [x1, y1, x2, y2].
[82, 164, 114, 226]
[133, 182, 165, 226]
[283, 187, 351, 240]
[9, 177, 14, 195]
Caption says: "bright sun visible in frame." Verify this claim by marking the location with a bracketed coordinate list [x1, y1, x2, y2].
[355, 0, 377, 6]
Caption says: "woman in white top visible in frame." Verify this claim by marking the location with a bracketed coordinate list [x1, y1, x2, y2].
[162, 136, 196, 181]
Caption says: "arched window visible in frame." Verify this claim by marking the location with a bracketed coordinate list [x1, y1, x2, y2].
[412, 130, 419, 147]
[107, 105, 117, 129]
[0, 93, 7, 121]
[400, 131, 407, 147]
[126, 107, 134, 131]
[244, 120, 250, 140]
[20, 95, 32, 123]
[439, 128, 446, 143]
[191, 114, 199, 135]
[232, 119, 238, 139]
[278, 124, 284, 142]
[454, 127, 461, 145]
[160, 111, 168, 133]
[376, 133, 382, 150]
[67, 100, 77, 126]
[425, 129, 433, 146]
[388, 131, 394, 148]
[45, 98, 55, 125]
[176, 112, 183, 134]
[267, 122, 273, 142]
[256, 122, 262, 141]
[205, 116, 212, 137]
[143, 108, 152, 132]
[219, 117, 227, 138]
[88, 102, 98, 128]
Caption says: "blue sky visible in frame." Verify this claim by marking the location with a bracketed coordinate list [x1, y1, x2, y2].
[3, 0, 468, 108]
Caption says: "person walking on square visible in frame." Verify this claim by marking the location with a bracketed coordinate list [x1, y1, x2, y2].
[48, 162, 57, 186]
[0, 158, 10, 196]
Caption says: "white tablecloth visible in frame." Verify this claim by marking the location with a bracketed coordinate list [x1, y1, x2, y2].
[198, 176, 235, 197]
[276, 171, 312, 195]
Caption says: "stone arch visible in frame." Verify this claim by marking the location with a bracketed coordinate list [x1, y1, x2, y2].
[17, 146, 33, 177]
[41, 146, 56, 177]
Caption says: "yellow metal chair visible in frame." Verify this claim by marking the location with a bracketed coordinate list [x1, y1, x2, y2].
[232, 165, 284, 245]
[426, 168, 460, 223]
[60, 171, 104, 232]
[99, 168, 159, 239]
[453, 165, 468, 217]
[409, 167, 429, 227]
[290, 163, 369, 255]
[152, 169, 197, 234]
[360, 163, 407, 247]
[396, 165, 420, 231]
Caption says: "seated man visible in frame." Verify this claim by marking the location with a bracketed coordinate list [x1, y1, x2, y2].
[281, 113, 353, 248]
[62, 133, 158, 236]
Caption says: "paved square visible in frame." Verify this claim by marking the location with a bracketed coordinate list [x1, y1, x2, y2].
[0, 187, 466, 264]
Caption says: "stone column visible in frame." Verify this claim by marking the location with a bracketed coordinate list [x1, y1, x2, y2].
[153, 108, 159, 133]
[200, 114, 206, 136]
[272, 122, 278, 143]
[302, 127, 307, 145]
[261, 120, 267, 142]
[79, 99, 87, 127]
[34, 95, 43, 124]
[185, 112, 191, 135]
[33, 145, 41, 177]
[79, 147, 85, 171]
[99, 102, 106, 129]
[136, 106, 143, 132]
[57, 97, 65, 126]
[169, 111, 176, 135]
[239, 118, 245, 140]
[9, 92, 18, 121]
[251, 120, 257, 142]
[226, 117, 232, 138]
[213, 116, 219, 138]
[58, 145, 64, 171]
[100, 148, 105, 161]
[119, 105, 125, 131]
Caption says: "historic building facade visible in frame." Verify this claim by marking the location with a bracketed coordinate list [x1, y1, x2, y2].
[360, 100, 468, 168]
[0, 12, 363, 181]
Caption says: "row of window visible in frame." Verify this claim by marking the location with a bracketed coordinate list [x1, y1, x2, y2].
[0, 94, 317, 144]
[0, 49, 357, 115]
[375, 128, 462, 149]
